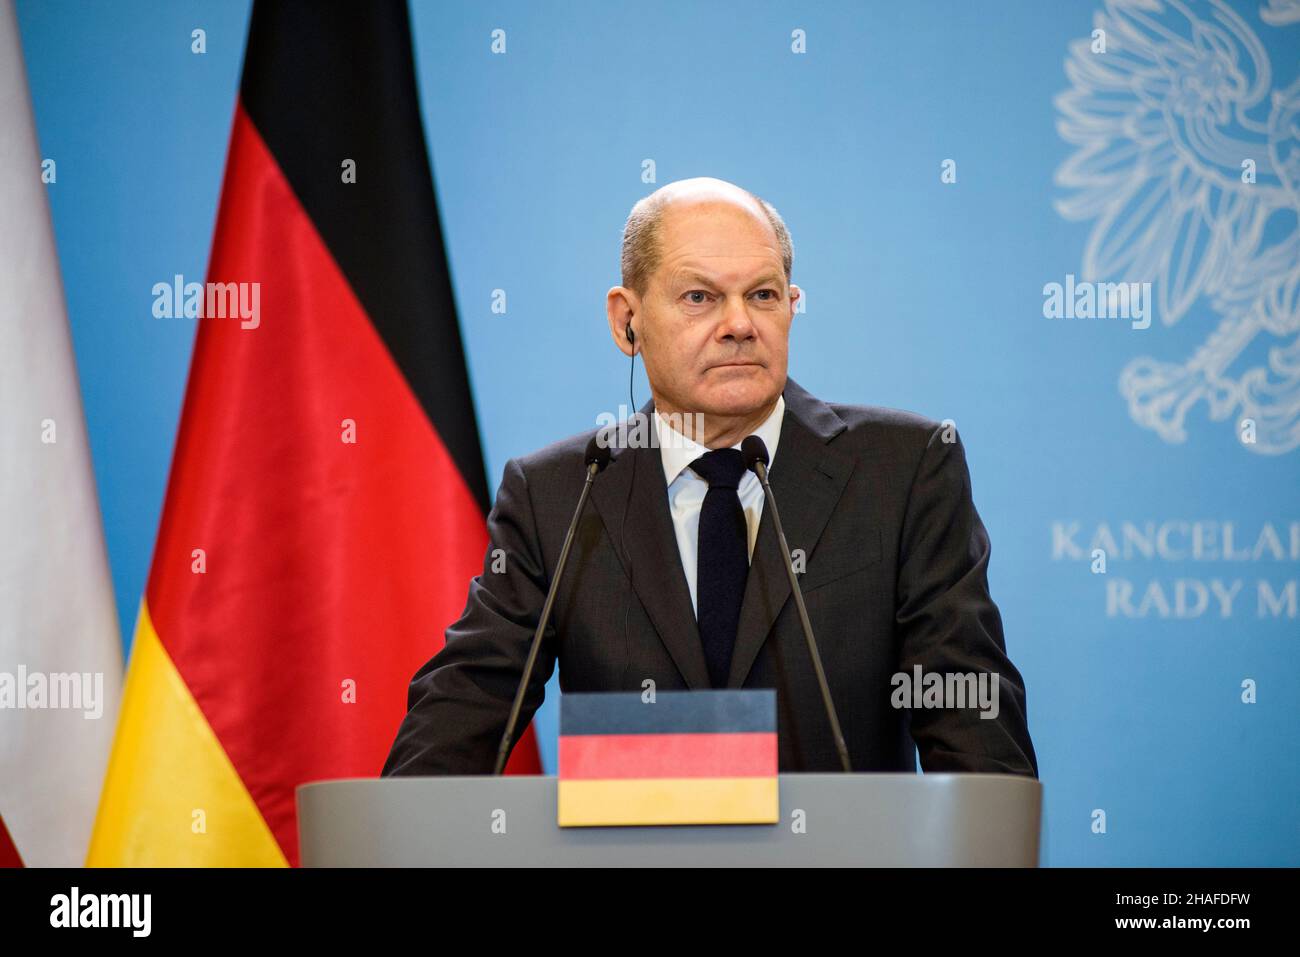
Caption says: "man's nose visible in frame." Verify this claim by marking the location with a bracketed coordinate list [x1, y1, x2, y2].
[716, 296, 756, 341]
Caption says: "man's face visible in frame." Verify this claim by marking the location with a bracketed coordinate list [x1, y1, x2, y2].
[635, 200, 798, 418]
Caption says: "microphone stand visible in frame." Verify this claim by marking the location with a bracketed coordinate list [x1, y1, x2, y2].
[744, 436, 852, 773]
[493, 436, 610, 775]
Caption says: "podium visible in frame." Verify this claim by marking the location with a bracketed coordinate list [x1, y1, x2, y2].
[297, 773, 1042, 866]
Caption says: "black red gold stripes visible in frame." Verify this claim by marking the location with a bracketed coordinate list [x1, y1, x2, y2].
[558, 691, 779, 826]
[89, 1, 539, 867]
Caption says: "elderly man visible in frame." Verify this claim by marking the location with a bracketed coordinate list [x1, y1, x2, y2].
[383, 177, 1037, 776]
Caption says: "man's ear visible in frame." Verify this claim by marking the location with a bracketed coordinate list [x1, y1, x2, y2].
[788, 283, 801, 319]
[606, 286, 639, 357]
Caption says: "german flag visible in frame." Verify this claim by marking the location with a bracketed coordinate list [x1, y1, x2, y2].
[0, 815, 20, 868]
[87, 1, 540, 868]
[557, 691, 778, 827]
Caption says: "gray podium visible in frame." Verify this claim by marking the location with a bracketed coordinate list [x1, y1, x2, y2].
[297, 773, 1042, 867]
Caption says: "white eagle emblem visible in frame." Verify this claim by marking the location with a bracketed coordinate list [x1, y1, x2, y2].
[1054, 0, 1300, 454]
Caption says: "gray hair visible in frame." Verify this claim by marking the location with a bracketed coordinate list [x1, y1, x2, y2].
[620, 187, 793, 297]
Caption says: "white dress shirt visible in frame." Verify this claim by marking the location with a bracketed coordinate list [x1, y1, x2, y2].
[653, 395, 786, 616]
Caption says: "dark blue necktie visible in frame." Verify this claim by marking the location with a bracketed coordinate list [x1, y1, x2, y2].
[691, 448, 749, 688]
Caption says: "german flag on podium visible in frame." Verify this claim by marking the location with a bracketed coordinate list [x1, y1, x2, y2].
[558, 690, 779, 827]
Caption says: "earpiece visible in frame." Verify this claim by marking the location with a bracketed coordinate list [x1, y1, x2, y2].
[626, 323, 638, 416]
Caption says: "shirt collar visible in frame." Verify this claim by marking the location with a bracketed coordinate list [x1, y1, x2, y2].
[654, 393, 786, 487]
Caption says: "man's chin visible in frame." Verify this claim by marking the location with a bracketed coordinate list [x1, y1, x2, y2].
[693, 373, 782, 417]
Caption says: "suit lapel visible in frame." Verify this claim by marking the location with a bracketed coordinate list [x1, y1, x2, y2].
[588, 378, 851, 692]
[726, 380, 852, 687]
[589, 418, 712, 690]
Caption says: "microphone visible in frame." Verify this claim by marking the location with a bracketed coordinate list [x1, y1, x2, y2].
[742, 435, 853, 773]
[493, 433, 612, 774]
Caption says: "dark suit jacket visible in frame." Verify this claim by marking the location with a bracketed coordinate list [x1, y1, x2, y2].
[383, 378, 1037, 777]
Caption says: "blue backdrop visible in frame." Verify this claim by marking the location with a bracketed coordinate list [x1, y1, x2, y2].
[16, 0, 1300, 866]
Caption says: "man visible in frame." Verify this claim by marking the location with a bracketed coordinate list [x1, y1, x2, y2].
[383, 177, 1037, 776]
